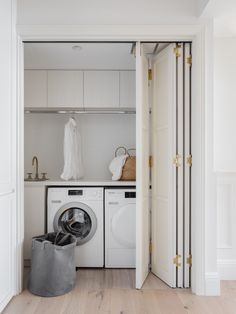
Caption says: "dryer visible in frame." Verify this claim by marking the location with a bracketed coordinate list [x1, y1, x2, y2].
[47, 187, 104, 267]
[105, 188, 136, 268]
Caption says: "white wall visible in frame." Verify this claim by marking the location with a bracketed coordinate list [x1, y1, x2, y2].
[214, 37, 236, 279]
[17, 0, 197, 25]
[24, 113, 135, 180]
[214, 38, 236, 172]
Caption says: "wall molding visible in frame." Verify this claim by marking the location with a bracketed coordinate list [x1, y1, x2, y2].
[217, 176, 235, 249]
[0, 291, 14, 313]
[217, 173, 236, 280]
[218, 259, 236, 280]
[205, 272, 220, 296]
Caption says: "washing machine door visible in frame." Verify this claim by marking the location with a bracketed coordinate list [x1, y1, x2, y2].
[53, 202, 97, 245]
[111, 203, 136, 248]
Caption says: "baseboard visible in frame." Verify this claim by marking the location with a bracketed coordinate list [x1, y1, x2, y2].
[218, 259, 236, 280]
[0, 292, 13, 313]
[205, 272, 220, 296]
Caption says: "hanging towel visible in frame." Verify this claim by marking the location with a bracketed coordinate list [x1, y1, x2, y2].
[109, 154, 128, 181]
[61, 118, 84, 180]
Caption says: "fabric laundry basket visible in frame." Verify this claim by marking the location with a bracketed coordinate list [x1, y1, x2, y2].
[28, 232, 77, 297]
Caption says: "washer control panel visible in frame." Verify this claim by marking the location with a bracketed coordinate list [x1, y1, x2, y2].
[48, 187, 103, 202]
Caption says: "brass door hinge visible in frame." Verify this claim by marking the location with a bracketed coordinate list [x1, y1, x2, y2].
[186, 255, 192, 267]
[149, 156, 153, 168]
[173, 255, 181, 267]
[149, 241, 152, 253]
[187, 55, 192, 66]
[186, 154, 192, 167]
[174, 44, 181, 58]
[173, 154, 181, 167]
[148, 69, 152, 81]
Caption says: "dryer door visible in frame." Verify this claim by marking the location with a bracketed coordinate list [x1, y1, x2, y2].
[111, 203, 136, 248]
[53, 202, 97, 245]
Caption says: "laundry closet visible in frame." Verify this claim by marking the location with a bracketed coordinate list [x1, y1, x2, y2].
[23, 42, 192, 290]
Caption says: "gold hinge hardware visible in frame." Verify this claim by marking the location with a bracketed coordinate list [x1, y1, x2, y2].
[187, 55, 192, 66]
[174, 44, 181, 58]
[173, 255, 181, 267]
[148, 69, 152, 81]
[149, 156, 153, 168]
[149, 241, 152, 254]
[186, 255, 192, 267]
[186, 154, 192, 167]
[173, 154, 181, 167]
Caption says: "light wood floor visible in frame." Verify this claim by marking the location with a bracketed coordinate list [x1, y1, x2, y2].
[3, 269, 236, 314]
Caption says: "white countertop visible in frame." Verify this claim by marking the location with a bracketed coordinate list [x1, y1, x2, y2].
[24, 179, 136, 187]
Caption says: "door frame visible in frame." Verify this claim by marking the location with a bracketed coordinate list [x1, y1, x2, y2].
[14, 22, 217, 296]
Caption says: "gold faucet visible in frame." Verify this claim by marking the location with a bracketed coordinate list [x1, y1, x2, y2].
[32, 156, 39, 180]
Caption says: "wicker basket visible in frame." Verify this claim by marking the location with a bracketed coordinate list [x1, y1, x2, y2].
[115, 147, 136, 181]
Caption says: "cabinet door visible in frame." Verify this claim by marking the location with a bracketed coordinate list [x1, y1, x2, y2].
[120, 71, 136, 108]
[24, 186, 45, 260]
[48, 71, 83, 108]
[84, 71, 119, 108]
[24, 70, 47, 107]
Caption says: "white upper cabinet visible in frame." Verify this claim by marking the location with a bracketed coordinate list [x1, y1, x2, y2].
[120, 71, 136, 108]
[84, 71, 119, 108]
[48, 71, 83, 108]
[24, 70, 135, 109]
[24, 70, 47, 107]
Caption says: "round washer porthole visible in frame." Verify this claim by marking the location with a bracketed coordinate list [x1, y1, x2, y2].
[53, 202, 97, 245]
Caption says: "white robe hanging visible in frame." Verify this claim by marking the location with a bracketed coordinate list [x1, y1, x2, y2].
[61, 118, 84, 180]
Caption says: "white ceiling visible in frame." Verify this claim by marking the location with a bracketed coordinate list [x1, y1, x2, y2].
[24, 43, 136, 70]
[24, 42, 167, 70]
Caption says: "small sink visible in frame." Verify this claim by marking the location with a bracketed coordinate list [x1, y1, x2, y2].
[24, 178, 49, 182]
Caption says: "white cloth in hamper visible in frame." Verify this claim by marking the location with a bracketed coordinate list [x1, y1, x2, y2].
[109, 154, 128, 181]
[61, 118, 84, 180]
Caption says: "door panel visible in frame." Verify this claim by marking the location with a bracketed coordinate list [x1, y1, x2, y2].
[135, 42, 150, 289]
[183, 43, 192, 288]
[176, 43, 184, 288]
[0, 0, 15, 311]
[151, 43, 191, 288]
[151, 44, 177, 287]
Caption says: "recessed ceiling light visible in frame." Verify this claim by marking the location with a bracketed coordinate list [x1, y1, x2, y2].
[72, 45, 82, 52]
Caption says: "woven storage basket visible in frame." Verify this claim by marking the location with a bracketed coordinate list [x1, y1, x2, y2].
[115, 147, 136, 181]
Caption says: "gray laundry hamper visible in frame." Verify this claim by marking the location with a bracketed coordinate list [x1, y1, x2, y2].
[28, 232, 77, 297]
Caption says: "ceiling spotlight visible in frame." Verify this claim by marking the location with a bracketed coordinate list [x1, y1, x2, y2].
[72, 45, 82, 52]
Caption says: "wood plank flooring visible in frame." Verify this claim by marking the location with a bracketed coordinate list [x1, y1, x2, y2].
[3, 269, 236, 314]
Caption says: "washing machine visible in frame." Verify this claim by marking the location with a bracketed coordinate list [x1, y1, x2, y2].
[47, 187, 104, 267]
[105, 188, 136, 268]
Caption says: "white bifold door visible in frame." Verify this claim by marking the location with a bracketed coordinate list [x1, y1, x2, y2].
[135, 42, 150, 289]
[0, 0, 16, 312]
[136, 42, 191, 289]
